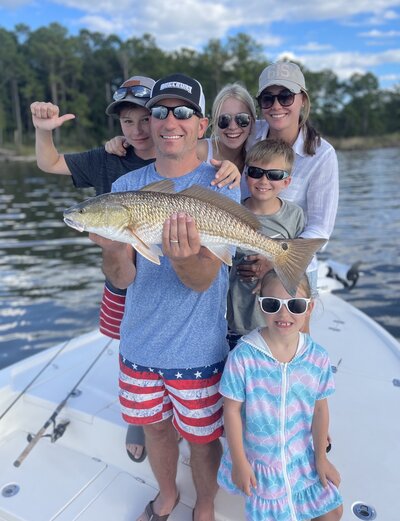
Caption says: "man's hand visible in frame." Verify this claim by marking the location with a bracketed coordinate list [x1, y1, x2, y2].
[30, 101, 75, 131]
[162, 213, 201, 260]
[89, 233, 136, 289]
[88, 232, 126, 252]
[162, 213, 221, 291]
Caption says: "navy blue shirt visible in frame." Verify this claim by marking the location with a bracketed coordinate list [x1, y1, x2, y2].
[65, 146, 154, 195]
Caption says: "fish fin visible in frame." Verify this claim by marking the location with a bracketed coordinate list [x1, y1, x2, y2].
[272, 238, 327, 296]
[127, 227, 163, 265]
[205, 245, 233, 266]
[179, 185, 261, 230]
[133, 243, 163, 265]
[139, 180, 176, 194]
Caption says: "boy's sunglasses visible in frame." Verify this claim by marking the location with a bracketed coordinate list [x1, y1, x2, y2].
[247, 166, 289, 181]
[258, 297, 311, 315]
[151, 105, 201, 120]
[113, 85, 151, 101]
[218, 112, 251, 129]
[258, 90, 296, 109]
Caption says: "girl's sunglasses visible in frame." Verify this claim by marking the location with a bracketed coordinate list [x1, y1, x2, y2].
[258, 90, 296, 109]
[113, 85, 151, 101]
[258, 297, 311, 315]
[246, 166, 289, 181]
[151, 105, 201, 120]
[218, 113, 251, 129]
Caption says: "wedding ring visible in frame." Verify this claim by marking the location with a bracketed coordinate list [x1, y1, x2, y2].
[170, 239, 179, 243]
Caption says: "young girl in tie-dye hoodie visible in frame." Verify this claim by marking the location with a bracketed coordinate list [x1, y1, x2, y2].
[218, 270, 343, 521]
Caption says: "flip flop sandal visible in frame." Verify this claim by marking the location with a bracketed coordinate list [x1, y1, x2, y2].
[144, 493, 180, 521]
[125, 425, 147, 463]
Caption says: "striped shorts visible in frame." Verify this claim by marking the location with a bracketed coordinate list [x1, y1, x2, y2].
[119, 356, 225, 444]
[99, 280, 126, 340]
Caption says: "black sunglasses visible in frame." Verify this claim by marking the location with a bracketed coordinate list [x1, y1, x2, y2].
[258, 90, 296, 109]
[217, 113, 251, 129]
[247, 166, 289, 181]
[151, 105, 201, 120]
[258, 297, 311, 315]
[113, 85, 151, 101]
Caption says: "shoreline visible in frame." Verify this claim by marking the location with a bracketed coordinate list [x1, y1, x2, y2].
[327, 134, 400, 151]
[1, 134, 399, 162]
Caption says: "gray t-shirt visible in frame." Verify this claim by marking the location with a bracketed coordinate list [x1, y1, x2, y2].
[112, 162, 241, 369]
[227, 198, 304, 335]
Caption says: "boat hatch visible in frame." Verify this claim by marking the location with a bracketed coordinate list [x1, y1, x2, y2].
[53, 472, 193, 521]
[0, 432, 196, 521]
[0, 431, 107, 521]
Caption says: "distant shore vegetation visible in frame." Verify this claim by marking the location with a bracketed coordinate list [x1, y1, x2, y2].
[1, 23, 399, 153]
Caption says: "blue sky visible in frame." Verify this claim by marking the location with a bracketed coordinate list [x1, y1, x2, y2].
[1, 0, 400, 89]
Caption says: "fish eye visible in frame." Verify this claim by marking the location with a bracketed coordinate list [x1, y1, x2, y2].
[78, 208, 86, 214]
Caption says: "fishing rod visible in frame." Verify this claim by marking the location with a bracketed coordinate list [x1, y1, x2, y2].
[13, 338, 113, 468]
[0, 338, 72, 422]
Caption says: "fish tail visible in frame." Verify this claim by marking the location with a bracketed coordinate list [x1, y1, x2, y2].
[270, 238, 327, 296]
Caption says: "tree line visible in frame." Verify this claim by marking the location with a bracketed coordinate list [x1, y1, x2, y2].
[1, 22, 399, 151]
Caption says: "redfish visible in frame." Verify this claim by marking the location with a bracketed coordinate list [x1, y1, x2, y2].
[63, 180, 325, 296]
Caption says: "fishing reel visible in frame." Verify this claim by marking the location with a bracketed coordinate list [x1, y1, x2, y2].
[27, 419, 70, 444]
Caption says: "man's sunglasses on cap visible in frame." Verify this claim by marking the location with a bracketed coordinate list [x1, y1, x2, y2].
[217, 113, 251, 129]
[113, 85, 151, 101]
[246, 166, 289, 181]
[258, 297, 311, 315]
[258, 90, 296, 109]
[150, 105, 201, 120]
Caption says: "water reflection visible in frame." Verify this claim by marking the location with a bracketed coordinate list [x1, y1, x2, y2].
[0, 163, 103, 367]
[322, 147, 400, 340]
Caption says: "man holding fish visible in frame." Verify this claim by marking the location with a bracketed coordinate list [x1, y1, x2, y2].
[89, 73, 241, 521]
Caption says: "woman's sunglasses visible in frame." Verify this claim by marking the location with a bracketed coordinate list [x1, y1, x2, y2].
[113, 85, 151, 101]
[217, 113, 251, 129]
[258, 297, 311, 315]
[246, 166, 289, 181]
[258, 90, 296, 109]
[151, 105, 201, 120]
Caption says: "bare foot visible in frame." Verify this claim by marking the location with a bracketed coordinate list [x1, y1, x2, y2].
[126, 443, 145, 460]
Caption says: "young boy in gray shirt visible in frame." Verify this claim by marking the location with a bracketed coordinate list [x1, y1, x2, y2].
[227, 139, 304, 347]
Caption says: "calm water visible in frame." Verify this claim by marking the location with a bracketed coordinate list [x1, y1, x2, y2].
[0, 149, 399, 368]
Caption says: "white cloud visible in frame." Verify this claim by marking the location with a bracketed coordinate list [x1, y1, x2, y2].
[359, 29, 400, 37]
[50, 0, 400, 49]
[297, 42, 334, 52]
[381, 73, 400, 81]
[1, 0, 399, 86]
[0, 0, 32, 6]
[289, 48, 400, 80]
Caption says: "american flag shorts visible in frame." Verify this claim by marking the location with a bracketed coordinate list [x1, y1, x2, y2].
[99, 280, 126, 340]
[119, 355, 225, 444]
